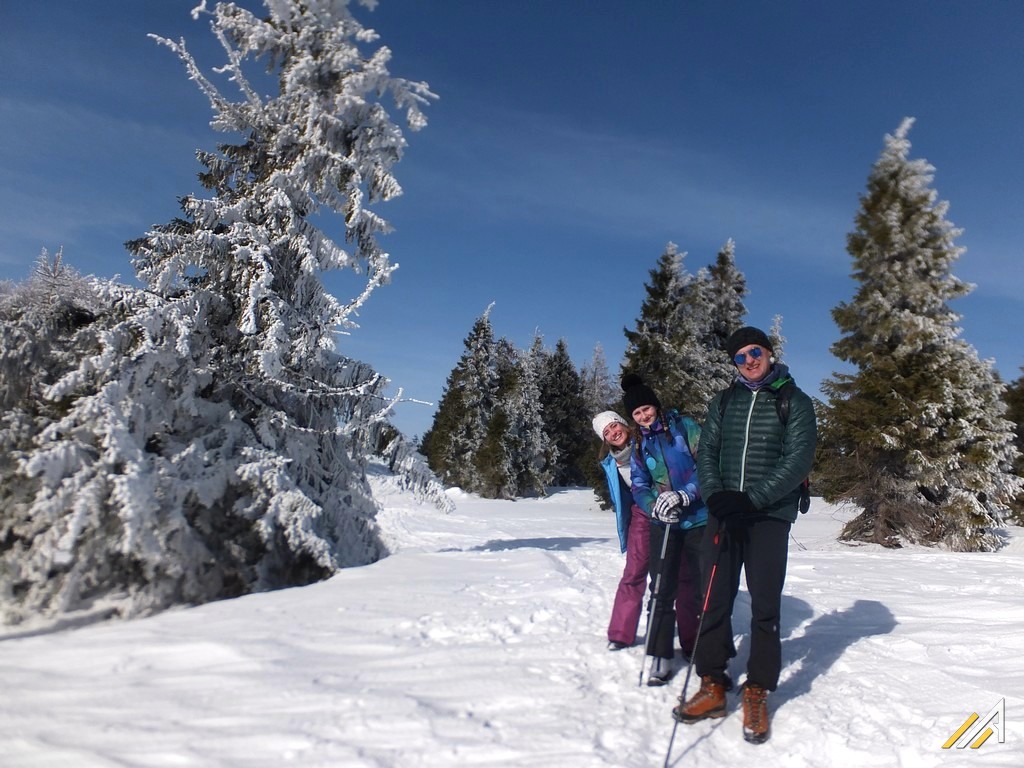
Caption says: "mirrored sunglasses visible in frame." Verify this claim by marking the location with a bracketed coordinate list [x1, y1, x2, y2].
[733, 347, 765, 365]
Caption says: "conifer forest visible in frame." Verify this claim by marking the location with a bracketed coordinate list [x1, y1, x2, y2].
[1, 1, 1022, 630]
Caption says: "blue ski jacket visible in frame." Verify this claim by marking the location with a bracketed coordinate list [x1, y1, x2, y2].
[630, 409, 708, 530]
[600, 451, 635, 552]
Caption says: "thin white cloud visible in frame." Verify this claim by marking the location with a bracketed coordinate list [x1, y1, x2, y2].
[405, 103, 854, 268]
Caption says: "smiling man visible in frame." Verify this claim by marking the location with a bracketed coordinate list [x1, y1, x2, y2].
[673, 326, 818, 744]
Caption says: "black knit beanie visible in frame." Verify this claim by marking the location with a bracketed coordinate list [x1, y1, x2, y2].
[621, 372, 661, 416]
[726, 326, 773, 360]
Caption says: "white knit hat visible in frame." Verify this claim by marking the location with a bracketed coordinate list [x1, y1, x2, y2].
[592, 411, 629, 440]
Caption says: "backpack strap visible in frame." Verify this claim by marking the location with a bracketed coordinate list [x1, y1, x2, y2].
[718, 380, 791, 424]
[773, 379, 795, 425]
[719, 379, 793, 424]
[716, 383, 737, 419]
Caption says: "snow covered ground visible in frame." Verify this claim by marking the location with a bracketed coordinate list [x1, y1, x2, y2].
[2, 465, 1022, 767]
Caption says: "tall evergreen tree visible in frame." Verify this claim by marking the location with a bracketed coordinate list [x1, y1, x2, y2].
[579, 342, 617, 508]
[1004, 369, 1024, 499]
[422, 306, 498, 491]
[622, 241, 746, 419]
[818, 118, 1022, 551]
[580, 342, 616, 415]
[420, 380, 468, 485]
[660, 265, 725, 419]
[768, 314, 786, 360]
[622, 243, 692, 408]
[0, 252, 104, 531]
[0, 1, 437, 623]
[501, 339, 556, 497]
[474, 337, 519, 499]
[538, 338, 590, 486]
[705, 238, 749, 393]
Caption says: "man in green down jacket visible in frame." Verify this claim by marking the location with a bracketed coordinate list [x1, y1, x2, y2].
[673, 326, 817, 745]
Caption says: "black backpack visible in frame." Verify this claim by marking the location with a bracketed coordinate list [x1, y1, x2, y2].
[717, 380, 811, 514]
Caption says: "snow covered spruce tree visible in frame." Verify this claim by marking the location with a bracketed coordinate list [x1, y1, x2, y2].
[0, 252, 105, 528]
[421, 306, 499, 492]
[423, 315, 559, 499]
[475, 337, 554, 498]
[513, 335, 558, 494]
[580, 342, 617, 415]
[473, 338, 520, 499]
[705, 239, 749, 393]
[622, 243, 693, 406]
[664, 254, 748, 420]
[0, 252, 101, 417]
[579, 341, 618, 508]
[818, 118, 1022, 551]
[768, 314, 786, 360]
[622, 241, 747, 418]
[1003, 369, 1024, 514]
[1, 0, 437, 623]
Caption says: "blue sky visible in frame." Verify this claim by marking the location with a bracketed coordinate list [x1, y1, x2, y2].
[3, 1, 1023, 439]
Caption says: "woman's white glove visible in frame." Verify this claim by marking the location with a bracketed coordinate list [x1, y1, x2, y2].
[651, 490, 689, 523]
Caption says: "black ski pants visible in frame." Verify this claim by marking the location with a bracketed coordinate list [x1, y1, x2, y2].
[647, 522, 703, 660]
[694, 514, 791, 690]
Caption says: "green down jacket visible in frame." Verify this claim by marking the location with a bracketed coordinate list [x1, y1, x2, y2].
[697, 374, 817, 524]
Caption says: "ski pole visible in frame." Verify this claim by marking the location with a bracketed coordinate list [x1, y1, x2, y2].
[663, 529, 726, 767]
[638, 519, 674, 687]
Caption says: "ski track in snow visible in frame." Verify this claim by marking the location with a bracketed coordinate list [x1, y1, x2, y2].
[1, 480, 1022, 767]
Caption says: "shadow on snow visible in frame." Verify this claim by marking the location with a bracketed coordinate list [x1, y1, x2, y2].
[459, 536, 611, 553]
[667, 597, 896, 764]
[730, 593, 897, 709]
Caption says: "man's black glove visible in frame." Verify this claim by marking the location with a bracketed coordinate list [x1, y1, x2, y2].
[706, 490, 758, 523]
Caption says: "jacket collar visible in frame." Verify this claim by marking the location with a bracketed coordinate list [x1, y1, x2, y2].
[737, 362, 790, 391]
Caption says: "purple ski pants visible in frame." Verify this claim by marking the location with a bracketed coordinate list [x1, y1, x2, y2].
[607, 504, 699, 652]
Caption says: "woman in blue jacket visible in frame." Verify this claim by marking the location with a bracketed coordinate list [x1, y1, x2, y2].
[594, 410, 648, 651]
[622, 373, 707, 686]
[595, 409, 701, 658]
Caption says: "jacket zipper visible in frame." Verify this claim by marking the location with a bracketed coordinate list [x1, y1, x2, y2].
[739, 389, 757, 490]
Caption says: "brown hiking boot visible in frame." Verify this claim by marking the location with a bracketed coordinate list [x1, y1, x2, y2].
[672, 675, 727, 723]
[742, 684, 770, 744]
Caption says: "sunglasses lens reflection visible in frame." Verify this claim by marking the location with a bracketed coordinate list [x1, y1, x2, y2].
[733, 347, 764, 365]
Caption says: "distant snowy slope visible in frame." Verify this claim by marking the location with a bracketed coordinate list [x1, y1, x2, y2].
[0, 475, 1021, 767]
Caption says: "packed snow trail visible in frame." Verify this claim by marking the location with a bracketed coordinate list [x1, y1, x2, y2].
[1, 477, 1022, 766]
